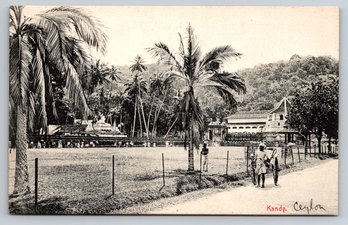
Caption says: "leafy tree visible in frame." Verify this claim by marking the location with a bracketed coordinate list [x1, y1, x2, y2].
[323, 77, 339, 152]
[149, 25, 246, 171]
[288, 77, 339, 154]
[9, 6, 107, 195]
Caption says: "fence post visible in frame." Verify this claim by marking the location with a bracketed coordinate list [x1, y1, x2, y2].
[304, 146, 307, 159]
[199, 153, 202, 187]
[284, 146, 287, 166]
[162, 153, 165, 186]
[297, 146, 301, 162]
[291, 147, 294, 164]
[35, 158, 38, 206]
[112, 155, 115, 195]
[226, 151, 229, 176]
[246, 146, 249, 173]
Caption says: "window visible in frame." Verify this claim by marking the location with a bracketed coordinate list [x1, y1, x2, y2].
[245, 126, 250, 129]
[232, 127, 237, 129]
[280, 115, 284, 120]
[278, 122, 280, 126]
[239, 126, 244, 129]
[252, 126, 257, 129]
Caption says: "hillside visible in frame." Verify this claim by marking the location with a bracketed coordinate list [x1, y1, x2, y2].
[235, 55, 338, 111]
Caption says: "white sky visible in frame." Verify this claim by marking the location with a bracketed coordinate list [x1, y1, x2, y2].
[24, 6, 339, 71]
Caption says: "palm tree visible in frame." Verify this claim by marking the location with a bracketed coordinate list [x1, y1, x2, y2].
[129, 55, 147, 74]
[128, 55, 148, 137]
[125, 74, 147, 137]
[148, 73, 173, 137]
[149, 25, 246, 171]
[9, 6, 107, 196]
[107, 65, 122, 97]
[85, 60, 111, 94]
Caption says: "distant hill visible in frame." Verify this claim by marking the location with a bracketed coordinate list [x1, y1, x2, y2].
[234, 55, 338, 111]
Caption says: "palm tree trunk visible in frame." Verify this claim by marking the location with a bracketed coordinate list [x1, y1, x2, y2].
[317, 135, 322, 155]
[164, 116, 178, 138]
[139, 96, 148, 138]
[151, 107, 157, 137]
[188, 121, 195, 171]
[146, 102, 154, 137]
[132, 98, 137, 138]
[151, 89, 168, 137]
[137, 101, 143, 138]
[119, 110, 122, 132]
[13, 104, 30, 195]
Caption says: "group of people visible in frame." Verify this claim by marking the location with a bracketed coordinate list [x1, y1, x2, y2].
[199, 141, 280, 188]
[250, 142, 280, 188]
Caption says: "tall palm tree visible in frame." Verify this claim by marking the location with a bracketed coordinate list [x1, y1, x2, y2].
[9, 6, 107, 196]
[149, 25, 246, 171]
[148, 73, 173, 137]
[129, 55, 148, 137]
[125, 75, 147, 137]
[85, 60, 111, 95]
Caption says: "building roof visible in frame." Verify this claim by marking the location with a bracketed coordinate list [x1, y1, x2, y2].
[225, 97, 291, 120]
[208, 121, 228, 128]
[267, 97, 291, 114]
[225, 110, 268, 119]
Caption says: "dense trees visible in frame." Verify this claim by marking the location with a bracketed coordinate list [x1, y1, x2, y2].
[236, 55, 338, 111]
[287, 76, 339, 154]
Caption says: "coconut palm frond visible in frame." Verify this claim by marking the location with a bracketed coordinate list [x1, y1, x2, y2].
[163, 70, 187, 82]
[178, 33, 185, 61]
[197, 45, 242, 75]
[65, 62, 92, 118]
[38, 15, 68, 70]
[180, 89, 203, 128]
[32, 48, 48, 131]
[27, 90, 36, 132]
[209, 72, 246, 94]
[129, 55, 147, 73]
[40, 6, 108, 54]
[9, 36, 31, 107]
[148, 42, 184, 74]
[65, 36, 92, 75]
[193, 80, 224, 89]
[108, 65, 122, 82]
[213, 86, 238, 108]
[184, 24, 201, 80]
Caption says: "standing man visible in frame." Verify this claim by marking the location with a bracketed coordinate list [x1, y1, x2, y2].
[201, 142, 209, 172]
[255, 142, 268, 188]
[272, 141, 281, 186]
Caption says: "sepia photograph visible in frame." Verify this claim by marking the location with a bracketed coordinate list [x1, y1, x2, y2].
[8, 6, 339, 215]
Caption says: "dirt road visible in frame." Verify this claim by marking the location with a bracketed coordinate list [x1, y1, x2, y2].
[149, 159, 338, 215]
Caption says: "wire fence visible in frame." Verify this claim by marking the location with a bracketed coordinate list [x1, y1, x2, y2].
[8, 144, 338, 211]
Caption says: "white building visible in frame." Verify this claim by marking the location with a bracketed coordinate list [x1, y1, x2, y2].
[225, 97, 292, 134]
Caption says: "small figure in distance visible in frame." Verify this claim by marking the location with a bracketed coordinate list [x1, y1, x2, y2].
[201, 141, 209, 172]
[249, 153, 257, 185]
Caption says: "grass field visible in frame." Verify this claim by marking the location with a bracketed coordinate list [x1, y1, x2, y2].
[8, 145, 316, 214]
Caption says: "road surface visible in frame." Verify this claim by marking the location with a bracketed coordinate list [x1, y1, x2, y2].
[150, 159, 338, 215]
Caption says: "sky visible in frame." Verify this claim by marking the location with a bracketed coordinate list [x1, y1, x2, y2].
[24, 6, 339, 71]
